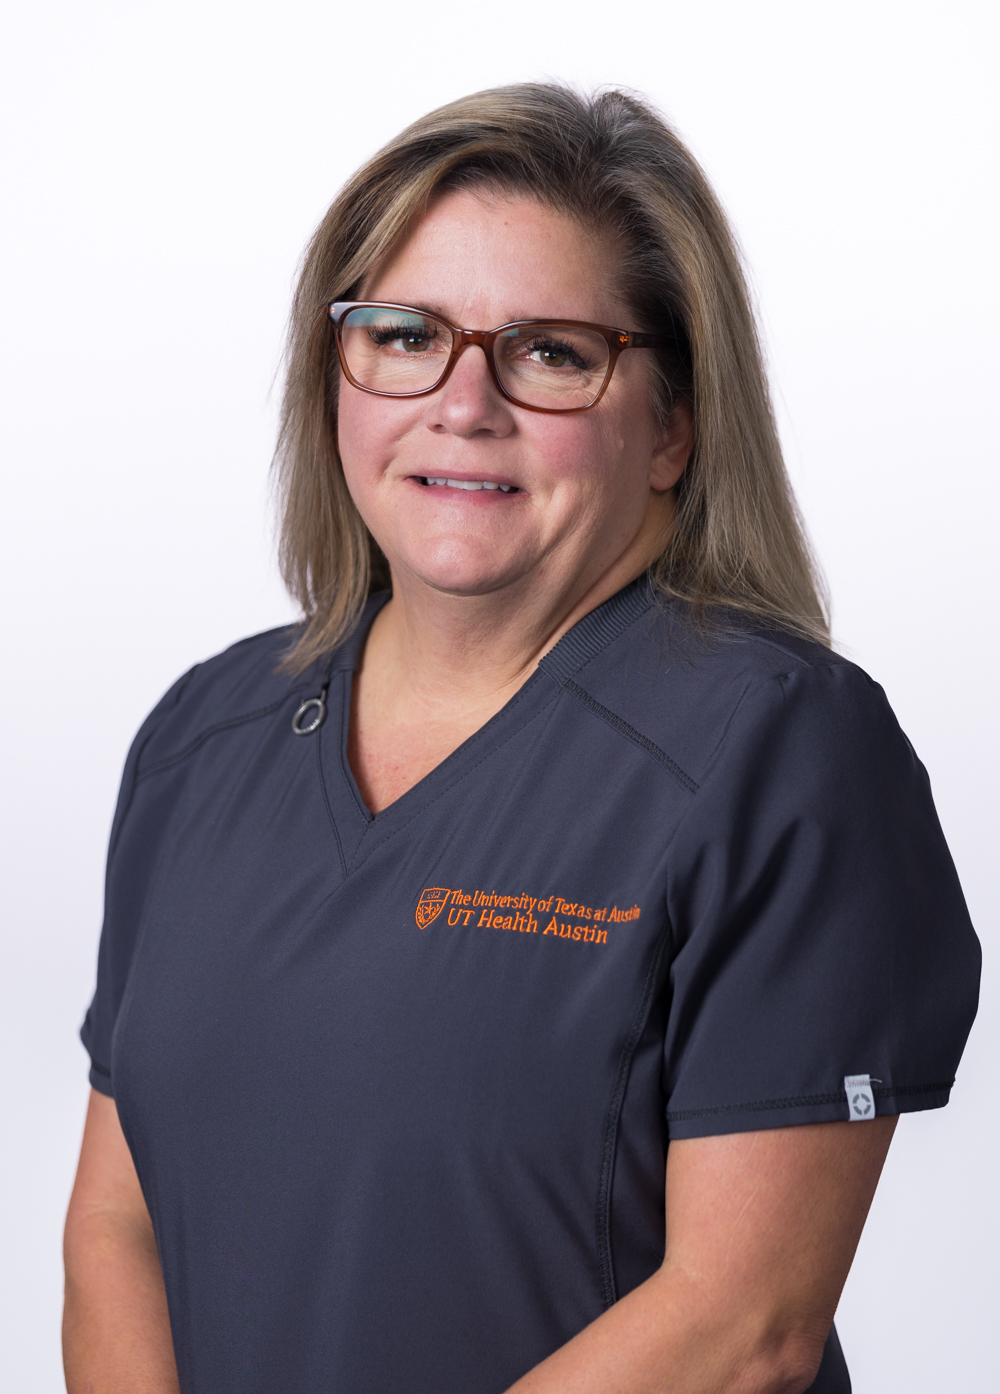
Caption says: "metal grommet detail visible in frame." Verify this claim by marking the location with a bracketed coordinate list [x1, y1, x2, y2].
[292, 686, 327, 736]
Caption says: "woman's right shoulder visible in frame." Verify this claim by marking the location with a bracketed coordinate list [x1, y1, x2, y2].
[124, 623, 325, 782]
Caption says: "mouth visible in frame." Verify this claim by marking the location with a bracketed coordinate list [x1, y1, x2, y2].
[417, 476, 520, 493]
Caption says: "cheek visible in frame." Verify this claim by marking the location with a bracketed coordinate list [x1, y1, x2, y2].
[532, 411, 624, 479]
[539, 410, 650, 509]
[336, 385, 379, 483]
[336, 377, 412, 487]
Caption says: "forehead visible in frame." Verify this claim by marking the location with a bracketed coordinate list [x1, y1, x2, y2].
[362, 188, 626, 326]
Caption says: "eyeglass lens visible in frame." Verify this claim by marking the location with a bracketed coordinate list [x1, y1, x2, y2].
[338, 307, 613, 410]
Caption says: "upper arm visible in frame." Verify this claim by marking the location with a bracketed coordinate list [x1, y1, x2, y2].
[65, 1089, 152, 1244]
[663, 1117, 897, 1347]
[63, 1102, 179, 1393]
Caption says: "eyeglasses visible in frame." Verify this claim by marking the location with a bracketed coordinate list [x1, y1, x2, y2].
[328, 301, 675, 413]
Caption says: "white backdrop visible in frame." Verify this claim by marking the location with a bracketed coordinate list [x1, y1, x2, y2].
[1, 2, 997, 1389]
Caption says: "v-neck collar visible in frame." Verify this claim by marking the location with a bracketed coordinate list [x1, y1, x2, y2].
[316, 578, 656, 870]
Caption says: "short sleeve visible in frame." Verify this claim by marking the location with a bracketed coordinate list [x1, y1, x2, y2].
[661, 659, 981, 1139]
[80, 665, 200, 1098]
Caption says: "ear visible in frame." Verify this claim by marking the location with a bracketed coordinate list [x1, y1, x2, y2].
[649, 399, 695, 493]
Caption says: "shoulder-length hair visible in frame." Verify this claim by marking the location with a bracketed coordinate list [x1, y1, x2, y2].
[275, 83, 829, 670]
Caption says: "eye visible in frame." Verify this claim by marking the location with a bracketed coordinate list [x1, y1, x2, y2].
[367, 323, 439, 353]
[521, 337, 592, 371]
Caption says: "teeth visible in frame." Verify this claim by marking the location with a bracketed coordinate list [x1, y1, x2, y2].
[423, 477, 515, 492]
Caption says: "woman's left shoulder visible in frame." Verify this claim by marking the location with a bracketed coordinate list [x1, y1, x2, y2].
[565, 597, 906, 794]
[676, 623, 917, 795]
[719, 625, 901, 727]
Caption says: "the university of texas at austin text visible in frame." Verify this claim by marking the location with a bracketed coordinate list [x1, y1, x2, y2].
[415, 886, 641, 945]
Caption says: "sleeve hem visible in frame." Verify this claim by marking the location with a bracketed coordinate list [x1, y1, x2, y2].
[666, 1081, 953, 1139]
[88, 1062, 114, 1098]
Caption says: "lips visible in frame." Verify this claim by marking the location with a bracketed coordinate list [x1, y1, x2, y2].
[419, 477, 519, 493]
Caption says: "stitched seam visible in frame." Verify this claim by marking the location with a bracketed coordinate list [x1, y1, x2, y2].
[561, 681, 699, 794]
[315, 723, 347, 877]
[89, 1059, 111, 1078]
[666, 1081, 955, 1121]
[727, 632, 873, 677]
[597, 926, 671, 1311]
[107, 725, 164, 863]
[104, 665, 204, 861]
[723, 632, 816, 665]
[339, 673, 376, 827]
[134, 695, 301, 782]
[693, 626, 840, 668]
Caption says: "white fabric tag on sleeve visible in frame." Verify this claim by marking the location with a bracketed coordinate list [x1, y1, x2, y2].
[845, 1074, 875, 1121]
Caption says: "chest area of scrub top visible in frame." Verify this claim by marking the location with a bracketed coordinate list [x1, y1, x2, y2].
[111, 684, 691, 1143]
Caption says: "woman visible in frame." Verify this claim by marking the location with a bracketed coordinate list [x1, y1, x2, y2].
[64, 85, 980, 1394]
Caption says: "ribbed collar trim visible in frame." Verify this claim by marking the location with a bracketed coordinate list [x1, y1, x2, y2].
[538, 577, 654, 684]
[323, 579, 655, 686]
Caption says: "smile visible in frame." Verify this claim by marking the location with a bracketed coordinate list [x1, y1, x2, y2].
[419, 477, 519, 493]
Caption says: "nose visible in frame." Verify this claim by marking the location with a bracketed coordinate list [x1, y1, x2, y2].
[423, 342, 513, 438]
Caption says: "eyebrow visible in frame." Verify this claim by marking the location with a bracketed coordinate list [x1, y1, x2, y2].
[381, 300, 575, 328]
[408, 300, 452, 320]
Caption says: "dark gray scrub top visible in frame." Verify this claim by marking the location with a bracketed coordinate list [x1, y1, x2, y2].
[82, 581, 980, 1394]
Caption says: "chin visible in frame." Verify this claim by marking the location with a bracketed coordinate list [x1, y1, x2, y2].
[393, 540, 533, 598]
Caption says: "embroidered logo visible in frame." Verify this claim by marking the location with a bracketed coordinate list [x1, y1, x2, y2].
[415, 887, 451, 929]
[414, 885, 642, 945]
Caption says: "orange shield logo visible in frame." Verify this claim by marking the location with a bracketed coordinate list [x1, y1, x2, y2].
[416, 887, 451, 929]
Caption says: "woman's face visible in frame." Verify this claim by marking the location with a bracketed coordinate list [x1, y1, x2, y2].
[337, 189, 689, 603]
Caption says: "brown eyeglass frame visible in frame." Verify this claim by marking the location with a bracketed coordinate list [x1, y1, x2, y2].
[328, 301, 677, 414]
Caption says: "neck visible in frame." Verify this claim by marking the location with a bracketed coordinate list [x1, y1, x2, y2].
[364, 493, 674, 711]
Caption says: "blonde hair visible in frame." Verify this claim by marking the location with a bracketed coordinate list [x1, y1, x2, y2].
[275, 83, 829, 670]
